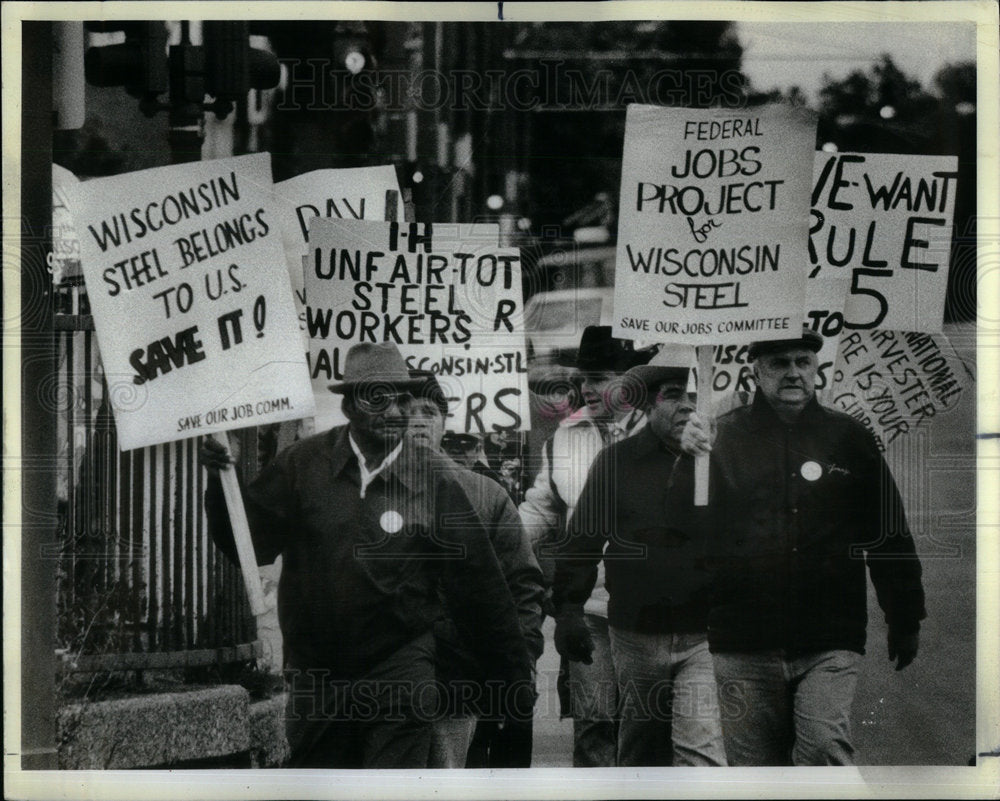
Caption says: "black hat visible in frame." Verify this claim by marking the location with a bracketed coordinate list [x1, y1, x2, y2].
[576, 326, 653, 373]
[747, 326, 824, 362]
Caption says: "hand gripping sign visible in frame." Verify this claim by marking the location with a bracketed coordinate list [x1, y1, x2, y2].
[614, 104, 818, 503]
[66, 153, 315, 615]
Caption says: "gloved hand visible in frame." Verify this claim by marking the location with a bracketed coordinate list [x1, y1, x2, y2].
[198, 436, 233, 475]
[554, 604, 594, 664]
[887, 627, 919, 671]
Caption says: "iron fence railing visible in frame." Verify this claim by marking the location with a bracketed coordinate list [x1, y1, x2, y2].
[54, 282, 258, 671]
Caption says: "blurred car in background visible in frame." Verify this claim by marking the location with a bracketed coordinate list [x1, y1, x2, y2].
[523, 243, 616, 366]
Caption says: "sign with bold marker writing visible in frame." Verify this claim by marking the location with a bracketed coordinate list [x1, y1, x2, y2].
[65, 153, 314, 450]
[305, 219, 529, 433]
[273, 166, 403, 331]
[809, 152, 958, 332]
[708, 268, 849, 412]
[614, 104, 816, 344]
[829, 329, 970, 452]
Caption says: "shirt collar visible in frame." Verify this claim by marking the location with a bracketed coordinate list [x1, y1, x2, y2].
[348, 432, 404, 498]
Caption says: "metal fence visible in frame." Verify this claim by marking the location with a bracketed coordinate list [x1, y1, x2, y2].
[54, 282, 258, 672]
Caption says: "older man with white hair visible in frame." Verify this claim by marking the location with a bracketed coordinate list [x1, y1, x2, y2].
[682, 327, 925, 766]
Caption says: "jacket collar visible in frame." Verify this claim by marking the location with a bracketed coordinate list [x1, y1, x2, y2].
[747, 391, 826, 431]
[629, 421, 682, 460]
[325, 424, 423, 493]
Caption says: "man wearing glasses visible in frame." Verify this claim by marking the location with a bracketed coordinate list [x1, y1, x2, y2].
[200, 342, 533, 768]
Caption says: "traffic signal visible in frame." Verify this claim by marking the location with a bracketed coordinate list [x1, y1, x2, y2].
[83, 22, 169, 114]
[83, 21, 280, 120]
[203, 21, 281, 119]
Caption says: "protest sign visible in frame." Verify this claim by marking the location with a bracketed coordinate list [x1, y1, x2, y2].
[614, 104, 816, 344]
[65, 153, 314, 451]
[51, 163, 82, 285]
[709, 267, 850, 411]
[829, 329, 971, 453]
[809, 152, 958, 332]
[273, 166, 403, 325]
[305, 219, 528, 433]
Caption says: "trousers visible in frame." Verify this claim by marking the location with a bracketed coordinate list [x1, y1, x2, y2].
[610, 627, 726, 767]
[712, 649, 862, 766]
[567, 614, 618, 767]
[284, 633, 438, 769]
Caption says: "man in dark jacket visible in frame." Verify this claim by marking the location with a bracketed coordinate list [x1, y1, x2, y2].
[200, 342, 533, 769]
[406, 370, 545, 767]
[551, 345, 726, 767]
[682, 327, 926, 766]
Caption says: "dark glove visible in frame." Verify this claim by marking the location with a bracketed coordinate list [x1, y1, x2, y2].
[554, 604, 593, 664]
[887, 627, 919, 671]
[198, 436, 233, 474]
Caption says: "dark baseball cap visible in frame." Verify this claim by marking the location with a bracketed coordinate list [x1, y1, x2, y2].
[747, 326, 824, 362]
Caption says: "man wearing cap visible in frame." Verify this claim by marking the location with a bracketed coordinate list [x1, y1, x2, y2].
[200, 342, 533, 769]
[551, 345, 726, 767]
[682, 327, 925, 766]
[405, 370, 545, 768]
[519, 325, 652, 767]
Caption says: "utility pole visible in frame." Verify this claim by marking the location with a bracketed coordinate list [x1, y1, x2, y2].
[21, 20, 58, 770]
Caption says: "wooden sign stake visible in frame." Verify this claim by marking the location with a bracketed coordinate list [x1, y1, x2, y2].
[694, 345, 713, 507]
[212, 432, 268, 616]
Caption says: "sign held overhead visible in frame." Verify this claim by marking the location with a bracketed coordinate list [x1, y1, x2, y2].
[614, 103, 817, 344]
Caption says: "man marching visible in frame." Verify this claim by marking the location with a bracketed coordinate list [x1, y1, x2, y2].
[200, 342, 533, 769]
[682, 327, 926, 766]
[520, 326, 652, 767]
[551, 346, 726, 767]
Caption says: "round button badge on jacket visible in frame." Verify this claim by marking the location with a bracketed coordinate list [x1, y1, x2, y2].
[800, 461, 823, 481]
[380, 510, 404, 533]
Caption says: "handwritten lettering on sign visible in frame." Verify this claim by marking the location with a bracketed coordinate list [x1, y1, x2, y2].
[614, 104, 816, 344]
[809, 152, 958, 332]
[273, 166, 403, 333]
[305, 219, 528, 433]
[65, 153, 314, 450]
[832, 329, 968, 452]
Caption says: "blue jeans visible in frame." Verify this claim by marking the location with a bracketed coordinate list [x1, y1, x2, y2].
[712, 649, 861, 766]
[567, 614, 618, 767]
[609, 628, 726, 767]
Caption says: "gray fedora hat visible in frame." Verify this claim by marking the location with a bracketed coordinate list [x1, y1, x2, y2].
[327, 342, 425, 394]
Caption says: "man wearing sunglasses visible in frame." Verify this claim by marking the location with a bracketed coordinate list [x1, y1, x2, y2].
[200, 342, 532, 769]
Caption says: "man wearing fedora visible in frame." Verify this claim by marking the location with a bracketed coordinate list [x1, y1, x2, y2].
[405, 370, 544, 768]
[551, 345, 726, 767]
[681, 327, 925, 766]
[520, 325, 652, 767]
[200, 342, 533, 769]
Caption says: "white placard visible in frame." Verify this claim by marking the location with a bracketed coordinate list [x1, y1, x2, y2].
[305, 219, 529, 433]
[614, 103, 816, 344]
[65, 153, 314, 450]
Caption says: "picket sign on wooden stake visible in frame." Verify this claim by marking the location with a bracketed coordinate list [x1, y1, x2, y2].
[212, 432, 268, 617]
[694, 345, 713, 507]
